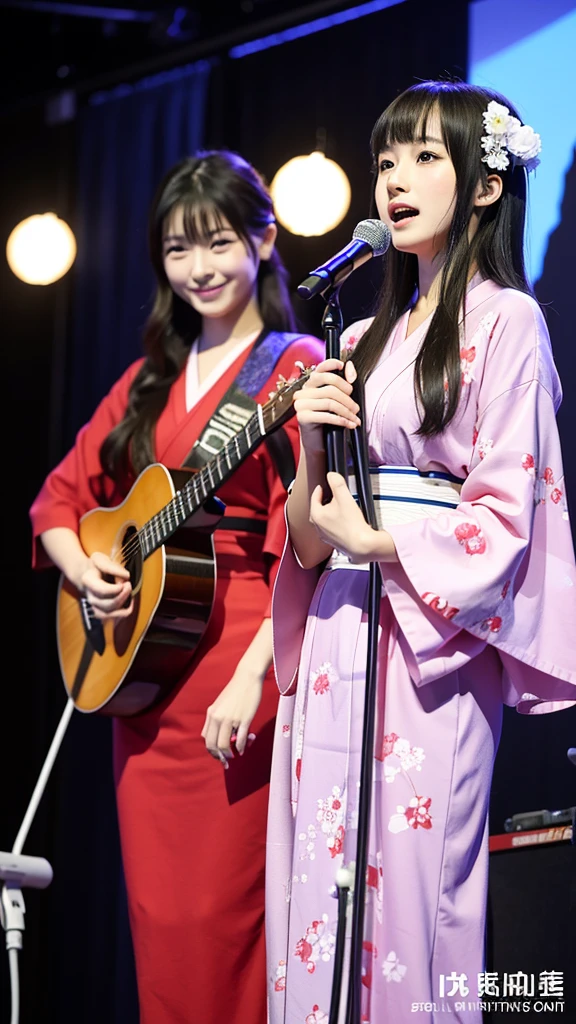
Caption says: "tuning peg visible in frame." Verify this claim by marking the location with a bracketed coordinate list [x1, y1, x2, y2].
[294, 360, 306, 375]
[268, 391, 276, 399]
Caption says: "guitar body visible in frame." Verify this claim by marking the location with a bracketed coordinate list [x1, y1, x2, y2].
[57, 464, 222, 717]
[54, 363, 314, 717]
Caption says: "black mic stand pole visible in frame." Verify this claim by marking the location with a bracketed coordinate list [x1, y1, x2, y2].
[316, 284, 382, 1024]
[319, 282, 350, 1024]
[342, 384, 381, 1024]
[322, 285, 348, 479]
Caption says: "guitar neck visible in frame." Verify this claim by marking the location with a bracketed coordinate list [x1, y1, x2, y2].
[139, 404, 266, 560]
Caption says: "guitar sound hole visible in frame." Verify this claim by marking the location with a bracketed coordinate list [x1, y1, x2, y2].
[122, 525, 143, 597]
[112, 525, 143, 658]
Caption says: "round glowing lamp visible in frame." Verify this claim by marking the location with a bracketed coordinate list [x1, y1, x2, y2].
[6, 213, 77, 285]
[270, 152, 351, 237]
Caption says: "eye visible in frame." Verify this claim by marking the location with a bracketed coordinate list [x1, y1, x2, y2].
[379, 158, 393, 173]
[211, 235, 235, 250]
[417, 151, 439, 164]
[164, 244, 186, 255]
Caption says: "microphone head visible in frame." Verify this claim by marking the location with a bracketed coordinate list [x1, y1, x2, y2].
[352, 218, 391, 257]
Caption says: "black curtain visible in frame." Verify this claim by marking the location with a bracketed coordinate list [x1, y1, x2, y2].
[0, 61, 210, 1024]
[214, 0, 470, 340]
[65, 60, 211, 443]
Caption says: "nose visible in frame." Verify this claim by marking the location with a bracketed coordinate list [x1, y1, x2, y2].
[188, 248, 214, 285]
[387, 159, 411, 197]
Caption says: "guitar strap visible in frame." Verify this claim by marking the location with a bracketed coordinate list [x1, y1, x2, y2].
[181, 329, 305, 490]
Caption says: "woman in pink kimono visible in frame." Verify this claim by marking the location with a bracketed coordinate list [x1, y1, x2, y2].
[266, 81, 576, 1024]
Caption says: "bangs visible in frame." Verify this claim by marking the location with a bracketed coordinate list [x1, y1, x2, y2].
[371, 85, 448, 158]
[164, 196, 254, 251]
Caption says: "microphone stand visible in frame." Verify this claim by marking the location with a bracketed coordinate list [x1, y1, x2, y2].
[343, 386, 381, 1024]
[320, 283, 349, 1024]
[315, 283, 382, 1024]
[321, 285, 348, 479]
[1, 698, 75, 1024]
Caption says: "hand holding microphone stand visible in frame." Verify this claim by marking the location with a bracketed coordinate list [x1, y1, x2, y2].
[297, 220, 390, 1024]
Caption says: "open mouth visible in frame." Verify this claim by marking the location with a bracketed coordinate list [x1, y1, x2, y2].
[391, 207, 419, 224]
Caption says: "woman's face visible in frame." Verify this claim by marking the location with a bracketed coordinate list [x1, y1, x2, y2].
[374, 111, 458, 263]
[162, 207, 273, 321]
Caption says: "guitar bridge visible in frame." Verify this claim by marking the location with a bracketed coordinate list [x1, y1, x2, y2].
[80, 597, 105, 656]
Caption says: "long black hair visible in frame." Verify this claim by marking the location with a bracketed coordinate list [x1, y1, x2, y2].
[351, 81, 533, 436]
[100, 149, 295, 482]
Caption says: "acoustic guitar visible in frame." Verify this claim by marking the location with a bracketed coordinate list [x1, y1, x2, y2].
[56, 365, 311, 718]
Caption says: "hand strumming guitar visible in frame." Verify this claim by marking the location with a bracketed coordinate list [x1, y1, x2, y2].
[41, 526, 133, 622]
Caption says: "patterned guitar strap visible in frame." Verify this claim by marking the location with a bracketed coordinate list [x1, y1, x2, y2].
[181, 330, 306, 499]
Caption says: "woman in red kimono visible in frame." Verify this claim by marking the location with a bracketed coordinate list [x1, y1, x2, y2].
[29, 150, 324, 1024]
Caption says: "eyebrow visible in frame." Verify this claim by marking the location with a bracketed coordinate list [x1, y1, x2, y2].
[380, 136, 445, 151]
[162, 227, 234, 243]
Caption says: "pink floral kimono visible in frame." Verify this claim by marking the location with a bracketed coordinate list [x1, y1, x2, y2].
[266, 279, 576, 1024]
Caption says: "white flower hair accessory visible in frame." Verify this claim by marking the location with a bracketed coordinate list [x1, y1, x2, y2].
[480, 100, 541, 172]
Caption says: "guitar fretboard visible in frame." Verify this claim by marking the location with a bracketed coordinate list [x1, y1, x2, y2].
[137, 406, 266, 561]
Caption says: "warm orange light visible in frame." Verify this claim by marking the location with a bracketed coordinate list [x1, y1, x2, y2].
[6, 213, 77, 285]
[270, 152, 351, 236]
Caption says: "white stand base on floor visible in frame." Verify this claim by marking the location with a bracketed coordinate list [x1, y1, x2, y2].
[0, 698, 75, 1024]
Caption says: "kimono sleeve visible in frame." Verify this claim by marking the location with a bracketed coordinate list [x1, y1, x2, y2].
[29, 359, 144, 569]
[270, 324, 368, 692]
[259, 335, 326, 615]
[381, 295, 576, 710]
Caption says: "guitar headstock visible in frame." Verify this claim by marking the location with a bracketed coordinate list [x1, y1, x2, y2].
[262, 361, 314, 431]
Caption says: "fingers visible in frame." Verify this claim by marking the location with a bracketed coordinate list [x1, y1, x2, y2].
[80, 550, 133, 619]
[309, 474, 353, 530]
[326, 471, 349, 493]
[295, 388, 361, 430]
[91, 551, 130, 580]
[217, 720, 236, 760]
[81, 576, 133, 620]
[90, 594, 134, 621]
[202, 710, 256, 764]
[202, 708, 241, 767]
[83, 591, 134, 621]
[309, 484, 325, 523]
[344, 360, 357, 383]
[83, 569, 132, 606]
[201, 712, 229, 767]
[234, 722, 250, 756]
[304, 364, 353, 396]
[307, 358, 346, 375]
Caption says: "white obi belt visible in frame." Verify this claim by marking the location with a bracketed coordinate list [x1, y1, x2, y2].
[327, 465, 463, 571]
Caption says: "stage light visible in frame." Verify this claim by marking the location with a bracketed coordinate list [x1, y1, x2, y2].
[270, 152, 351, 237]
[6, 213, 77, 285]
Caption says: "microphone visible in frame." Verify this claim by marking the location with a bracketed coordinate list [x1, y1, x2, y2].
[297, 219, 391, 300]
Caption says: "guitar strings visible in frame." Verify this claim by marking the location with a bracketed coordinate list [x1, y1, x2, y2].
[116, 411, 262, 565]
[114, 372, 309, 566]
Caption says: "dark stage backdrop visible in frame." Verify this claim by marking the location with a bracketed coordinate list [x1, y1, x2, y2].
[217, 0, 470, 340]
[66, 59, 212, 441]
[1, 62, 211, 1024]
[1, 1, 575, 1022]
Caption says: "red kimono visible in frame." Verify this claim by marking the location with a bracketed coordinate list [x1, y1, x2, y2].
[30, 332, 324, 1024]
